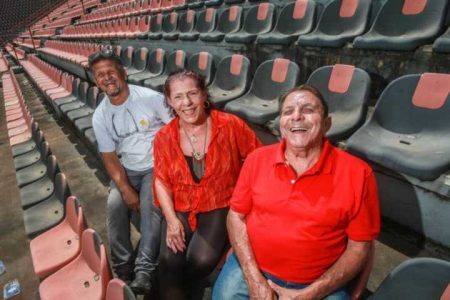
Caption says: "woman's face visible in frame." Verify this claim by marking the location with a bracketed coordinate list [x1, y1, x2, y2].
[166, 77, 208, 125]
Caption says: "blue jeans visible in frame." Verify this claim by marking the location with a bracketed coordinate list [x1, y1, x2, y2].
[212, 253, 350, 300]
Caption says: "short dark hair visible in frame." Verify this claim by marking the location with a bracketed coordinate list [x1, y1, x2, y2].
[279, 84, 329, 117]
[88, 48, 124, 73]
[163, 69, 213, 111]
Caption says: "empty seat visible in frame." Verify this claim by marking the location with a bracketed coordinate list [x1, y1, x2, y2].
[307, 64, 371, 142]
[120, 46, 134, 70]
[347, 73, 450, 181]
[52, 77, 81, 113]
[187, 0, 205, 9]
[15, 145, 50, 188]
[187, 52, 215, 85]
[74, 93, 105, 134]
[143, 50, 187, 91]
[164, 9, 196, 40]
[23, 173, 71, 238]
[225, 3, 275, 44]
[59, 81, 90, 115]
[128, 48, 166, 85]
[137, 15, 151, 39]
[208, 54, 250, 108]
[433, 26, 450, 53]
[30, 196, 86, 278]
[353, 0, 448, 51]
[148, 13, 164, 39]
[369, 258, 450, 300]
[39, 229, 112, 300]
[200, 5, 242, 42]
[204, 0, 222, 7]
[180, 7, 217, 41]
[125, 47, 149, 76]
[66, 86, 100, 122]
[161, 11, 179, 40]
[298, 0, 371, 48]
[84, 128, 98, 148]
[106, 279, 136, 300]
[224, 58, 299, 125]
[14, 140, 50, 171]
[11, 122, 42, 157]
[256, 0, 316, 45]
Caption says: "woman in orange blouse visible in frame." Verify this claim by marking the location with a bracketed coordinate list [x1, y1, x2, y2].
[153, 70, 261, 299]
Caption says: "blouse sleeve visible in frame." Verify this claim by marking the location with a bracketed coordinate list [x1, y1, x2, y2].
[152, 130, 173, 206]
[233, 116, 263, 160]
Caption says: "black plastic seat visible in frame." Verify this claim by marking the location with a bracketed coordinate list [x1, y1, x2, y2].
[433, 26, 450, 53]
[161, 11, 179, 40]
[307, 64, 371, 142]
[120, 46, 134, 71]
[66, 86, 99, 122]
[347, 72, 450, 181]
[200, 5, 242, 42]
[187, 0, 205, 9]
[164, 9, 196, 40]
[180, 7, 217, 41]
[128, 48, 166, 85]
[148, 14, 164, 40]
[143, 50, 187, 92]
[204, 0, 222, 7]
[84, 128, 97, 148]
[14, 138, 48, 188]
[369, 258, 450, 300]
[297, 0, 371, 48]
[126, 47, 149, 76]
[256, 0, 316, 45]
[224, 0, 243, 4]
[353, 0, 448, 51]
[14, 140, 50, 171]
[208, 54, 250, 109]
[23, 173, 71, 239]
[59, 81, 90, 114]
[11, 122, 42, 157]
[224, 58, 300, 125]
[20, 155, 59, 209]
[225, 3, 275, 44]
[187, 52, 215, 86]
[53, 78, 81, 117]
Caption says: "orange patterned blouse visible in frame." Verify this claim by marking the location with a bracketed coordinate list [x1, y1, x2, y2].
[153, 109, 262, 230]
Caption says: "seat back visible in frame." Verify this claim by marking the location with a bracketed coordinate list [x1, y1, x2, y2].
[146, 48, 166, 75]
[87, 86, 100, 109]
[251, 58, 300, 101]
[241, 3, 275, 34]
[121, 46, 134, 69]
[106, 279, 136, 300]
[162, 11, 178, 33]
[66, 196, 86, 238]
[211, 54, 250, 92]
[46, 154, 60, 181]
[72, 77, 81, 98]
[196, 8, 217, 33]
[78, 81, 90, 103]
[54, 173, 71, 205]
[275, 0, 316, 35]
[150, 13, 163, 33]
[40, 141, 52, 161]
[132, 47, 149, 72]
[216, 5, 242, 34]
[178, 9, 196, 33]
[187, 52, 215, 85]
[138, 15, 151, 33]
[165, 50, 187, 75]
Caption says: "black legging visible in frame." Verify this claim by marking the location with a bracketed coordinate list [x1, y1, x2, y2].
[159, 207, 229, 300]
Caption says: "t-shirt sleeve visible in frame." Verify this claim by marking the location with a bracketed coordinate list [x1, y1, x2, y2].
[153, 93, 173, 124]
[233, 116, 262, 159]
[152, 131, 173, 207]
[92, 110, 115, 153]
[230, 152, 255, 215]
[346, 169, 380, 241]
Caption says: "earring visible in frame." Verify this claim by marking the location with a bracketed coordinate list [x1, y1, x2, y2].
[204, 100, 211, 109]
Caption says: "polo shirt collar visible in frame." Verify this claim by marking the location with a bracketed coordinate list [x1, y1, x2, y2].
[273, 139, 334, 175]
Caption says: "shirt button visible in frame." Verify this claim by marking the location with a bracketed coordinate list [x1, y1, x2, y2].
[290, 179, 295, 185]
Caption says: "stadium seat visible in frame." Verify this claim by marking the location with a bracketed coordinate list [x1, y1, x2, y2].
[187, 52, 215, 85]
[353, 0, 449, 51]
[297, 0, 371, 48]
[30, 196, 86, 279]
[125, 47, 148, 76]
[187, 0, 205, 9]
[66, 86, 100, 122]
[164, 9, 196, 40]
[74, 93, 105, 134]
[128, 48, 166, 85]
[433, 26, 450, 53]
[224, 58, 299, 125]
[256, 0, 316, 45]
[13, 140, 50, 171]
[142, 50, 187, 91]
[84, 128, 98, 148]
[224, 0, 243, 4]
[180, 7, 217, 41]
[208, 54, 250, 108]
[106, 279, 136, 300]
[200, 5, 242, 42]
[39, 229, 112, 300]
[347, 73, 450, 181]
[53, 77, 81, 111]
[369, 258, 450, 300]
[15, 144, 51, 188]
[148, 13, 164, 39]
[205, 0, 222, 7]
[11, 122, 42, 157]
[161, 11, 179, 40]
[137, 15, 151, 39]
[225, 3, 275, 44]
[59, 81, 90, 115]
[307, 64, 371, 142]
[120, 46, 134, 71]
[23, 173, 71, 238]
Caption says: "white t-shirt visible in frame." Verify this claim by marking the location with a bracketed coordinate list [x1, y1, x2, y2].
[92, 85, 173, 171]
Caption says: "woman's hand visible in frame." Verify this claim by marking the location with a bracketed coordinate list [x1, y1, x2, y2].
[166, 217, 186, 254]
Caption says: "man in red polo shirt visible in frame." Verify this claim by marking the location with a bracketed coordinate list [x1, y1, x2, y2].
[213, 84, 380, 300]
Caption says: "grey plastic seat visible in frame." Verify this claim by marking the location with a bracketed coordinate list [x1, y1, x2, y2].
[187, 52, 215, 86]
[20, 155, 59, 209]
[14, 140, 50, 171]
[137, 15, 151, 39]
[256, 0, 316, 45]
[15, 139, 49, 188]
[74, 93, 105, 134]
[369, 258, 450, 300]
[120, 46, 134, 70]
[180, 7, 217, 41]
[84, 128, 97, 148]
[148, 13, 164, 40]
[164, 9, 196, 40]
[11, 122, 42, 157]
[187, 0, 205, 9]
[225, 3, 275, 44]
[59, 81, 90, 114]
[125, 47, 149, 76]
[161, 11, 179, 40]
[204, 0, 222, 7]
[23, 173, 71, 239]
[128, 48, 166, 85]
[53, 78, 81, 117]
[307, 64, 371, 142]
[224, 58, 300, 125]
[297, 0, 371, 48]
[208, 54, 250, 108]
[143, 50, 187, 92]
[353, 0, 448, 51]
[200, 5, 242, 42]
[433, 26, 450, 53]
[66, 86, 100, 122]
[347, 72, 450, 181]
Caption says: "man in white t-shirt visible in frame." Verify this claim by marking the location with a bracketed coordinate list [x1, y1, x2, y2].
[89, 49, 172, 294]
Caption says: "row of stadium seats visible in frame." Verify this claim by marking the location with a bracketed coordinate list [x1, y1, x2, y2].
[0, 53, 9, 73]
[58, 0, 450, 51]
[2, 69, 135, 300]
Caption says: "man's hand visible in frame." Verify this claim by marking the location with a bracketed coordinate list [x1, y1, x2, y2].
[121, 185, 140, 212]
[268, 280, 314, 300]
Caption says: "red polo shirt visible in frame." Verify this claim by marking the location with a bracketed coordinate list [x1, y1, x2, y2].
[231, 139, 380, 283]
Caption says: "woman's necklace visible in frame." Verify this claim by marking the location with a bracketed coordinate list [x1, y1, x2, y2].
[182, 119, 208, 161]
